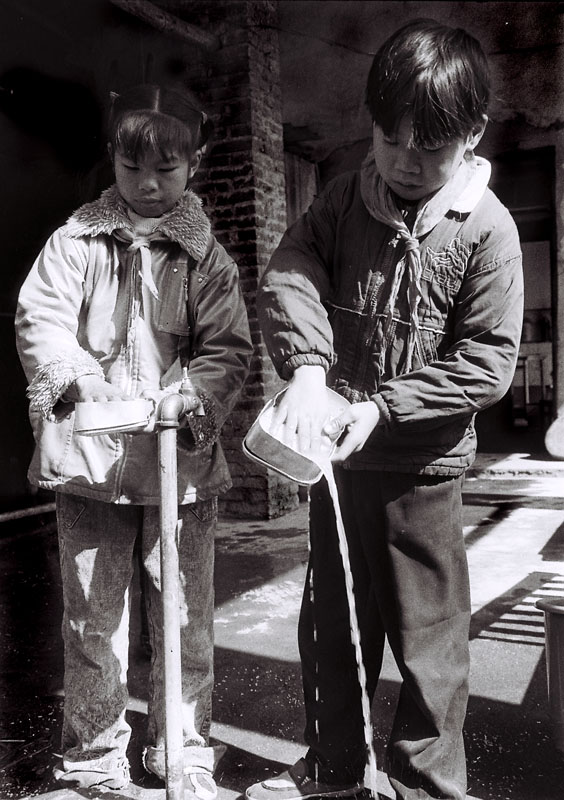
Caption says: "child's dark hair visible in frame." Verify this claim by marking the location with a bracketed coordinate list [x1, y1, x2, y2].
[366, 19, 490, 149]
[107, 83, 213, 162]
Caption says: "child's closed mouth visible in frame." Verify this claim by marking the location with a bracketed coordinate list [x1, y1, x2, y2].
[136, 199, 162, 210]
[394, 179, 421, 189]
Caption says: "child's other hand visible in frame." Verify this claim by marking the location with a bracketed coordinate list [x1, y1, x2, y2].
[65, 376, 128, 403]
[271, 365, 328, 454]
[327, 401, 380, 463]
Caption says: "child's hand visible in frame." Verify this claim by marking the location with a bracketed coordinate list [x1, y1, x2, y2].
[65, 376, 129, 403]
[140, 388, 168, 405]
[271, 365, 329, 454]
[327, 401, 380, 463]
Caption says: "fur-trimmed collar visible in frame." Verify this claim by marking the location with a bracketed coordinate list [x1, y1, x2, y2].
[65, 185, 211, 262]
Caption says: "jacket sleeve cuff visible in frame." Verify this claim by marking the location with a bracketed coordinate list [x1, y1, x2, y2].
[160, 380, 220, 452]
[27, 350, 104, 419]
[281, 353, 331, 380]
[185, 392, 219, 451]
[372, 393, 393, 429]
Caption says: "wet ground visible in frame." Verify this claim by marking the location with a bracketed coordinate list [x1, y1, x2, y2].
[2, 453, 564, 800]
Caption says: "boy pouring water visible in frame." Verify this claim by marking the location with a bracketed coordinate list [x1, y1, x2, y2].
[246, 19, 523, 800]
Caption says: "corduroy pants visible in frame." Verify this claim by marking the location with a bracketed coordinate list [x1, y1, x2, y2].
[299, 467, 470, 800]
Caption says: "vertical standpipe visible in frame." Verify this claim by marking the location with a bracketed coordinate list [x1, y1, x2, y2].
[158, 391, 195, 800]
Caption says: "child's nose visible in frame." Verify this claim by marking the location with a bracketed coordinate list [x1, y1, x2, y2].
[395, 148, 420, 174]
[139, 172, 159, 191]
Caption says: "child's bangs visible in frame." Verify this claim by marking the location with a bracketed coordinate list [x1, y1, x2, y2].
[114, 111, 195, 161]
[372, 72, 470, 151]
[370, 76, 414, 140]
[409, 75, 468, 149]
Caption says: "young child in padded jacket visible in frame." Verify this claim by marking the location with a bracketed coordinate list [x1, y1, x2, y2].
[15, 83, 253, 795]
[245, 19, 523, 800]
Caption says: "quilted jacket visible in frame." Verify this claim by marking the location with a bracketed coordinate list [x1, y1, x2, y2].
[257, 153, 523, 475]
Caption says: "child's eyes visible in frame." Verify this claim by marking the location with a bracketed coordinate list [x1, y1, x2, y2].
[382, 140, 445, 154]
[120, 162, 179, 173]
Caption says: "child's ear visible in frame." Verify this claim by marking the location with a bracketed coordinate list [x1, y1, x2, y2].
[467, 115, 488, 152]
[107, 143, 115, 168]
[187, 149, 203, 180]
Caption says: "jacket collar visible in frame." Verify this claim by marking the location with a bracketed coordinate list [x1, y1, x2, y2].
[450, 155, 491, 214]
[360, 148, 492, 225]
[65, 185, 211, 262]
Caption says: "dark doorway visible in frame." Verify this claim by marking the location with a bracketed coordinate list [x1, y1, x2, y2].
[476, 146, 556, 454]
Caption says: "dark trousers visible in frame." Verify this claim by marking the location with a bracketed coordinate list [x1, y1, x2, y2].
[299, 468, 470, 800]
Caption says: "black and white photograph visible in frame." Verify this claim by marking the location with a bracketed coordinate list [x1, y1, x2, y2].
[0, 3, 563, 800]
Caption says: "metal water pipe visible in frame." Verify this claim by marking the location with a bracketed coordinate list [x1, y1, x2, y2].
[156, 383, 202, 800]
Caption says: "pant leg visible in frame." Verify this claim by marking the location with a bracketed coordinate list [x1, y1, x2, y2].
[300, 470, 385, 785]
[300, 469, 469, 799]
[56, 493, 140, 775]
[355, 471, 470, 800]
[142, 498, 217, 751]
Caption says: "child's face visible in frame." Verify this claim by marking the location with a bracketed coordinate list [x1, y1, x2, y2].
[113, 150, 192, 217]
[372, 115, 483, 203]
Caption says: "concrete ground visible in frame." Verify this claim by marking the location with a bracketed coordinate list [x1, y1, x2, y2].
[1, 452, 564, 800]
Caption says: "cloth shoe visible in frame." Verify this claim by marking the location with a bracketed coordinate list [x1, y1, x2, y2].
[53, 756, 130, 790]
[245, 758, 364, 800]
[143, 743, 225, 800]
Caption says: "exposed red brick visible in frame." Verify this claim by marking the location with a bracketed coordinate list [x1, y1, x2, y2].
[179, 0, 296, 518]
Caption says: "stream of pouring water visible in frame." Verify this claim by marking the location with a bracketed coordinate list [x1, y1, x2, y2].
[316, 457, 378, 798]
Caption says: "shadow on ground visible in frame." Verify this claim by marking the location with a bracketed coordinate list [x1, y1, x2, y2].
[2, 510, 564, 799]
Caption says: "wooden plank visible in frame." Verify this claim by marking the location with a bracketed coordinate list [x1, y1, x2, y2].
[108, 0, 220, 50]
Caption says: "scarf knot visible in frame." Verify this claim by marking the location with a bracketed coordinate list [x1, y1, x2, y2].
[116, 229, 163, 300]
[403, 236, 419, 253]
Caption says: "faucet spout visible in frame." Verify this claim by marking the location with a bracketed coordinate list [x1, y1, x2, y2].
[157, 393, 189, 428]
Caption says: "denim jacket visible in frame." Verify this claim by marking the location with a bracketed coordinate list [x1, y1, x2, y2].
[16, 187, 253, 503]
[257, 156, 523, 475]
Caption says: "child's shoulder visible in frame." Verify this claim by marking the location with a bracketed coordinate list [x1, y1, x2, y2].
[314, 169, 363, 216]
[324, 169, 361, 195]
[462, 187, 521, 264]
[472, 187, 520, 239]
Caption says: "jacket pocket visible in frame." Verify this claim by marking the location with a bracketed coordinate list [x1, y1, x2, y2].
[157, 260, 191, 337]
[56, 494, 87, 530]
[327, 302, 367, 371]
[188, 496, 218, 523]
[414, 324, 441, 367]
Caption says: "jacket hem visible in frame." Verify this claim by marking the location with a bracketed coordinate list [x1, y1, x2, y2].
[29, 477, 233, 505]
[343, 461, 471, 477]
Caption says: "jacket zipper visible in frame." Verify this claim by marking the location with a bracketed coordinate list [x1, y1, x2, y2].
[114, 256, 140, 500]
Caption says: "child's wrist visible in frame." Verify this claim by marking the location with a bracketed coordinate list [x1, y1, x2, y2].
[291, 364, 326, 386]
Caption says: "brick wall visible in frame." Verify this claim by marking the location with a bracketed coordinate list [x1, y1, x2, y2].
[179, 0, 299, 518]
